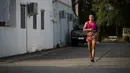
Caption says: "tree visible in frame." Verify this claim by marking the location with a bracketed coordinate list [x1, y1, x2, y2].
[71, 0, 95, 24]
[72, 0, 130, 36]
[71, 0, 78, 17]
[78, 0, 94, 24]
[92, 0, 130, 36]
[92, 0, 119, 26]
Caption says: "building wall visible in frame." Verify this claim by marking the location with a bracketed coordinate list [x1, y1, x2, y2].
[18, 0, 54, 52]
[0, 0, 75, 58]
[0, 0, 54, 58]
[0, 0, 23, 58]
[59, 0, 72, 6]
[53, 0, 75, 47]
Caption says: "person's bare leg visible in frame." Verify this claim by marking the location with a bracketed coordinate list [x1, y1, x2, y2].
[91, 39, 96, 62]
[87, 40, 92, 59]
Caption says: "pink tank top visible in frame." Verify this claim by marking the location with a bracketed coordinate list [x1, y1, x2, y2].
[85, 21, 97, 31]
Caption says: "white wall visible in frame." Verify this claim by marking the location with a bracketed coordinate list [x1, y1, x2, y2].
[0, 0, 54, 58]
[0, 0, 26, 58]
[59, 0, 72, 6]
[18, 0, 54, 52]
[0, 0, 75, 58]
[53, 1, 74, 47]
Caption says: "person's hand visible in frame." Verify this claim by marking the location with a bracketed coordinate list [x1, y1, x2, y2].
[90, 28, 93, 31]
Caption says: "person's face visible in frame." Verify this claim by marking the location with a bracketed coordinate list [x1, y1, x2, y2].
[89, 15, 94, 21]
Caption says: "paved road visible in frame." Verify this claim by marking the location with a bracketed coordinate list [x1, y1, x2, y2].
[0, 43, 130, 73]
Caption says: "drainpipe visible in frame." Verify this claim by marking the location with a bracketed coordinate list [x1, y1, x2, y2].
[25, 4, 28, 53]
[52, 1, 55, 48]
[60, 14, 61, 45]
[52, 0, 57, 48]
[26, 15, 28, 53]
[67, 0, 70, 46]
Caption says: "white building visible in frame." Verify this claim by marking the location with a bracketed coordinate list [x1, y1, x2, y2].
[0, 0, 75, 58]
[53, 0, 75, 47]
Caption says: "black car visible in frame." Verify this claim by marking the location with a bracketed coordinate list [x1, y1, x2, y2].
[71, 25, 87, 46]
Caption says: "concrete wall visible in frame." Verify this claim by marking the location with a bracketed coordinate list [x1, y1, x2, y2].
[0, 0, 54, 58]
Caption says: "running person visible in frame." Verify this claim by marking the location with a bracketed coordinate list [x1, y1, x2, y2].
[83, 15, 98, 62]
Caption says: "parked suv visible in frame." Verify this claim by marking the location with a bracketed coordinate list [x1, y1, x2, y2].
[71, 25, 87, 46]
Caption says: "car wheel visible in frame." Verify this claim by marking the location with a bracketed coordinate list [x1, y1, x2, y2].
[71, 40, 78, 46]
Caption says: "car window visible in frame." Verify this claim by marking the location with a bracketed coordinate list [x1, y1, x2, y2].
[73, 25, 84, 30]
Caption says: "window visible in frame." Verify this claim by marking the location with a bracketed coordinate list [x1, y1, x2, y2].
[33, 15, 37, 29]
[59, 10, 66, 19]
[21, 4, 26, 28]
[69, 14, 73, 21]
[41, 10, 45, 30]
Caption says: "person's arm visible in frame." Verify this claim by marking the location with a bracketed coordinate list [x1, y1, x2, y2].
[83, 22, 92, 32]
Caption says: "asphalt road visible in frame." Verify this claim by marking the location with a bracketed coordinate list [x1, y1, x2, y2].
[0, 43, 130, 73]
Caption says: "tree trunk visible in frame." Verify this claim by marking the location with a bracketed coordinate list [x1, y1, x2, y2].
[116, 24, 118, 36]
[98, 26, 102, 42]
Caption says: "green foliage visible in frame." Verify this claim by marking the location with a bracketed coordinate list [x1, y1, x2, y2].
[92, 0, 119, 26]
[91, 0, 130, 27]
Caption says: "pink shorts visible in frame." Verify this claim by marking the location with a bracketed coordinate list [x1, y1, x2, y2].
[86, 35, 96, 41]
